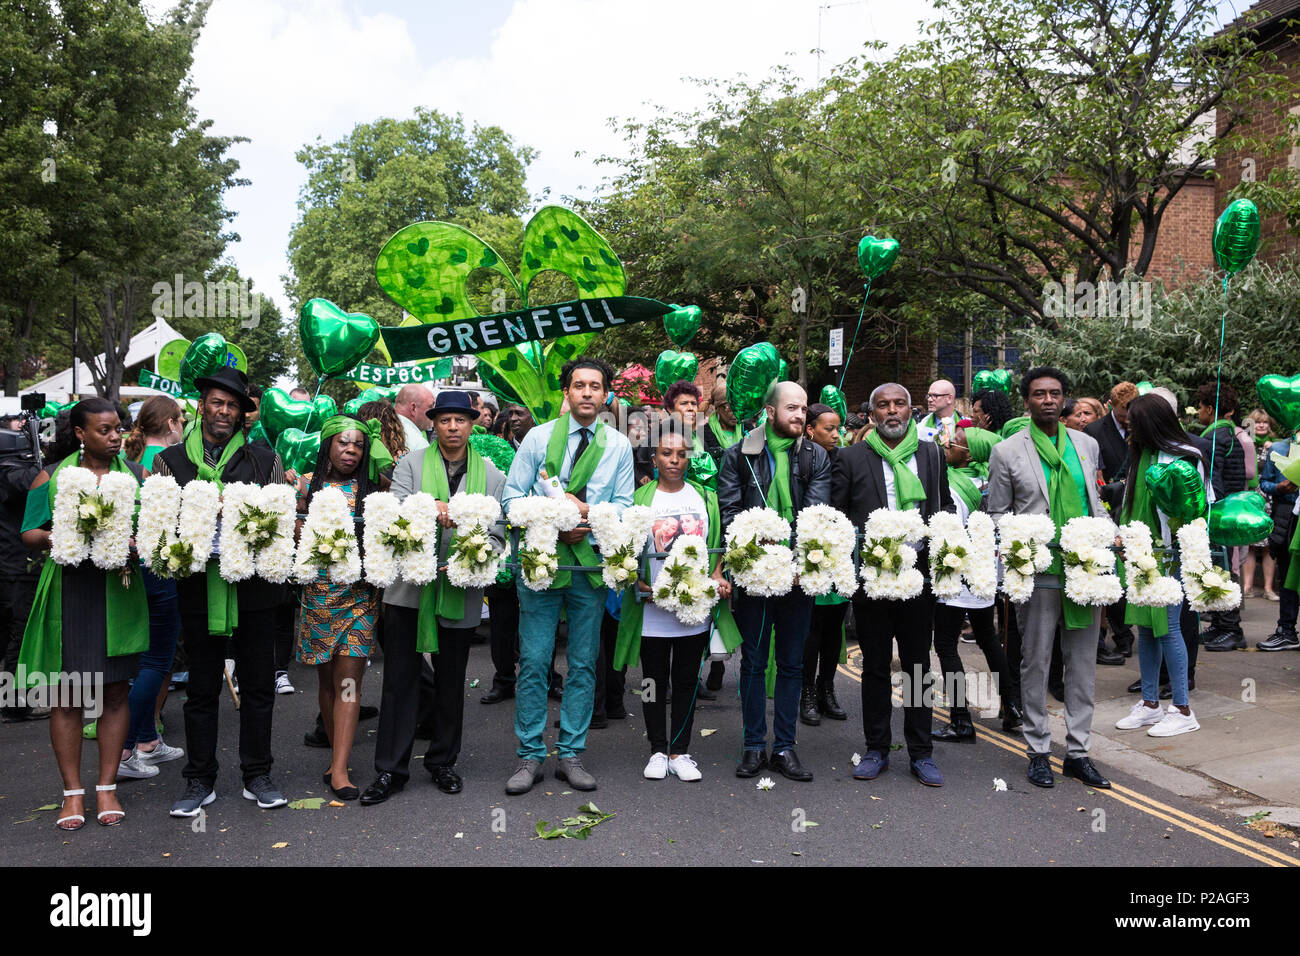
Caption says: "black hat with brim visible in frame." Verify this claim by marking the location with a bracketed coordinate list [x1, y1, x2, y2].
[426, 390, 479, 421]
[194, 367, 257, 413]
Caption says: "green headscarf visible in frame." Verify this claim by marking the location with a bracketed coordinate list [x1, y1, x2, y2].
[963, 427, 999, 464]
[320, 415, 394, 482]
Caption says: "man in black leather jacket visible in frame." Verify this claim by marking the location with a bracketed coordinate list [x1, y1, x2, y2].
[718, 381, 830, 783]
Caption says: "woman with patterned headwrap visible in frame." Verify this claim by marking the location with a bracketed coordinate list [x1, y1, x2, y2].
[293, 415, 393, 800]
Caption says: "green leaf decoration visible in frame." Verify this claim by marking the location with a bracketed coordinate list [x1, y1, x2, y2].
[516, 206, 626, 303]
[375, 222, 519, 323]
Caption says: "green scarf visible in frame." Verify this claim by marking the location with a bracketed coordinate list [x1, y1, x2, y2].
[947, 466, 982, 515]
[319, 415, 394, 482]
[612, 478, 741, 670]
[708, 415, 743, 451]
[542, 415, 608, 590]
[864, 420, 925, 511]
[1029, 422, 1091, 631]
[1001, 416, 1030, 438]
[764, 424, 795, 521]
[185, 424, 244, 636]
[1201, 418, 1236, 438]
[18, 454, 149, 686]
[416, 442, 486, 653]
[1121, 448, 1169, 636]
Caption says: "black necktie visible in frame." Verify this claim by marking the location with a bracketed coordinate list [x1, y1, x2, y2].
[570, 427, 590, 502]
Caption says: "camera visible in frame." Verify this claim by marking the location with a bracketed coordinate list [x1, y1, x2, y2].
[20, 392, 45, 413]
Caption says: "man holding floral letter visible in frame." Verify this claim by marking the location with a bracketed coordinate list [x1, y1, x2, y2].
[985, 367, 1110, 791]
[831, 383, 952, 788]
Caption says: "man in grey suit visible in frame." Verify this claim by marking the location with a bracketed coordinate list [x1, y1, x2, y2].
[986, 367, 1112, 791]
[360, 391, 506, 804]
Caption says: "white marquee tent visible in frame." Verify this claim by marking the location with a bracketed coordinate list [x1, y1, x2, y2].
[19, 315, 186, 403]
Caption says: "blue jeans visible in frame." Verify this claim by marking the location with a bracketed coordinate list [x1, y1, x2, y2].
[733, 590, 812, 754]
[514, 572, 606, 761]
[1137, 603, 1189, 708]
[126, 568, 181, 748]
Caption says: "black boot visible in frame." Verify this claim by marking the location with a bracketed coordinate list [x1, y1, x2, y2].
[1001, 700, 1024, 732]
[817, 677, 847, 721]
[933, 710, 976, 743]
[799, 686, 821, 726]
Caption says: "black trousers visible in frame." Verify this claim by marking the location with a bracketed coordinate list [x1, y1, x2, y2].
[0, 572, 36, 679]
[273, 593, 295, 675]
[803, 601, 847, 688]
[854, 593, 935, 760]
[1100, 598, 1134, 648]
[373, 604, 473, 783]
[639, 631, 709, 754]
[996, 599, 1023, 708]
[1275, 550, 1299, 634]
[593, 610, 625, 719]
[180, 610, 276, 785]
[933, 602, 1011, 721]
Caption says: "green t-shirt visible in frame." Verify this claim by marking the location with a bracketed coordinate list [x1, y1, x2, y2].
[139, 445, 164, 470]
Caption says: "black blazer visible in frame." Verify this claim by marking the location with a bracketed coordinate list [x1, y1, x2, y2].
[830, 439, 953, 573]
[1084, 414, 1128, 483]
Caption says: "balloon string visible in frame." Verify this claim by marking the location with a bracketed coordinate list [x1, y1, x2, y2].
[837, 278, 872, 391]
[1208, 273, 1230, 488]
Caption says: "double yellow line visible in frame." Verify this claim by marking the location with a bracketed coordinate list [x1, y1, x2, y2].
[838, 645, 1297, 867]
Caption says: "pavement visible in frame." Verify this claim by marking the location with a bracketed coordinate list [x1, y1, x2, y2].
[0, 597, 1297, 867]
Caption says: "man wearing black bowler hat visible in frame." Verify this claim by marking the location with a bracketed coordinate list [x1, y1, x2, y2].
[361, 391, 507, 804]
[151, 367, 290, 816]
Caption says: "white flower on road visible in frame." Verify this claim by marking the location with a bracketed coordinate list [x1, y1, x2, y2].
[851, 752, 862, 767]
[992, 777, 1008, 792]
[756, 777, 775, 791]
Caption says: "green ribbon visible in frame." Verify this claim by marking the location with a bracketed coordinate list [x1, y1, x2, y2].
[184, 424, 245, 636]
[1121, 447, 1169, 637]
[764, 424, 795, 521]
[864, 420, 925, 511]
[1029, 422, 1091, 631]
[18, 453, 149, 686]
[320, 414, 394, 482]
[542, 414, 608, 590]
[416, 443, 487, 653]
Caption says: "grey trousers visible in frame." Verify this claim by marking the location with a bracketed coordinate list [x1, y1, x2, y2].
[1020, 583, 1101, 758]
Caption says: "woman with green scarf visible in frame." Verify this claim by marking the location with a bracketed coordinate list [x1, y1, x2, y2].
[20, 398, 149, 829]
[1114, 395, 1204, 738]
[293, 416, 391, 800]
[614, 419, 740, 782]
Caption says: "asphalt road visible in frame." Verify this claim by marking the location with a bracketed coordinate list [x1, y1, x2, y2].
[1, 639, 1295, 868]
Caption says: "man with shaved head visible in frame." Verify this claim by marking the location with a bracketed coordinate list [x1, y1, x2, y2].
[393, 384, 433, 454]
[718, 380, 830, 782]
[920, 379, 958, 444]
[832, 382, 953, 787]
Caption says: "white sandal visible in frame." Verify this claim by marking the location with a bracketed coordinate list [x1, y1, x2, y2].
[95, 783, 124, 827]
[57, 788, 86, 831]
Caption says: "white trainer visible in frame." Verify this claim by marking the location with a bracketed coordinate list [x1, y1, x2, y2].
[668, 753, 702, 782]
[1115, 699, 1165, 730]
[644, 752, 669, 780]
[275, 672, 295, 695]
[137, 738, 185, 764]
[1148, 708, 1200, 737]
[116, 750, 160, 780]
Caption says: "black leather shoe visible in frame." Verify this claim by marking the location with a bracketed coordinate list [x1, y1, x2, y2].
[1126, 678, 1143, 694]
[695, 680, 717, 701]
[1113, 633, 1135, 658]
[303, 727, 329, 749]
[799, 687, 821, 726]
[817, 678, 847, 720]
[480, 684, 514, 704]
[1097, 645, 1125, 666]
[429, 765, 463, 794]
[933, 715, 976, 742]
[706, 660, 725, 691]
[1203, 632, 1246, 652]
[1158, 682, 1172, 700]
[1027, 754, 1054, 788]
[359, 772, 404, 806]
[769, 749, 814, 782]
[606, 704, 628, 720]
[735, 749, 766, 778]
[1062, 755, 1111, 789]
[1049, 681, 1066, 703]
[548, 683, 564, 702]
[1001, 701, 1024, 732]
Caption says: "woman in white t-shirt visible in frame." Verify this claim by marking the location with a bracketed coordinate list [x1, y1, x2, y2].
[612, 421, 734, 782]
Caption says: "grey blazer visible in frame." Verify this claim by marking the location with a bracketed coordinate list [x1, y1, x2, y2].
[382, 447, 506, 627]
[986, 426, 1105, 521]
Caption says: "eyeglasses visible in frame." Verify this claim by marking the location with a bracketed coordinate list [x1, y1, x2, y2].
[926, 393, 954, 401]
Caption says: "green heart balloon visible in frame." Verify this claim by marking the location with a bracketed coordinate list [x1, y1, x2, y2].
[1213, 199, 1260, 275]
[259, 387, 315, 444]
[819, 385, 848, 423]
[972, 369, 1014, 395]
[39, 399, 67, 420]
[309, 394, 338, 430]
[1257, 373, 1300, 435]
[247, 421, 269, 446]
[857, 235, 900, 280]
[655, 350, 698, 396]
[727, 342, 781, 422]
[179, 332, 228, 396]
[777, 358, 789, 383]
[343, 388, 394, 417]
[299, 298, 381, 379]
[1144, 459, 1207, 524]
[663, 305, 702, 347]
[687, 451, 718, 487]
[275, 428, 322, 475]
[1209, 491, 1273, 546]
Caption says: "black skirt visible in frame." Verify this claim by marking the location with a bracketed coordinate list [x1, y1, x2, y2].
[59, 560, 138, 685]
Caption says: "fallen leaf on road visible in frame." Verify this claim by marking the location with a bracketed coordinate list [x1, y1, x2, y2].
[288, 797, 325, 810]
[560, 791, 572, 795]
[454, 832, 464, 839]
[162, 852, 171, 858]
[791, 851, 802, 856]
[804, 821, 819, 828]
[12, 816, 36, 824]
[328, 800, 345, 808]
[34, 804, 57, 812]
[1077, 807, 1086, 812]
[869, 795, 881, 801]
[700, 729, 717, 737]
[1223, 715, 1235, 721]
[271, 842, 288, 849]
[871, 823, 882, 829]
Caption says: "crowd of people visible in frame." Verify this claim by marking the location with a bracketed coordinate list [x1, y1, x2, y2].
[0, 356, 1286, 830]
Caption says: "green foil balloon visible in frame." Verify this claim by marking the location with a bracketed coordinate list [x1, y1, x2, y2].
[179, 332, 228, 396]
[344, 388, 390, 417]
[972, 369, 1014, 395]
[857, 235, 900, 280]
[663, 305, 702, 348]
[39, 400, 67, 420]
[1208, 491, 1273, 546]
[1213, 199, 1261, 274]
[819, 385, 848, 424]
[777, 358, 789, 383]
[309, 394, 338, 431]
[655, 350, 699, 395]
[1257, 373, 1300, 435]
[275, 428, 322, 475]
[260, 387, 316, 444]
[299, 298, 381, 379]
[1144, 460, 1208, 524]
[687, 452, 718, 488]
[1135, 380, 1153, 396]
[727, 342, 781, 422]
[247, 421, 268, 446]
